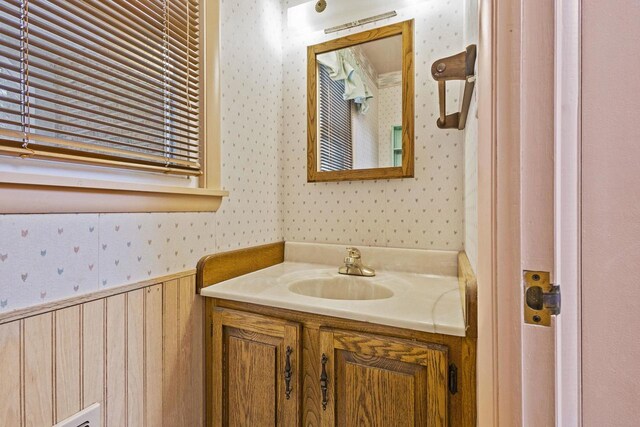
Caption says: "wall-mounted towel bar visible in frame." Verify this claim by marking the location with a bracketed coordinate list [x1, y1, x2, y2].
[431, 45, 477, 130]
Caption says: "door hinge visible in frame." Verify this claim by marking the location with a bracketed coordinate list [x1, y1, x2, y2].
[210, 321, 213, 337]
[524, 270, 561, 326]
[448, 363, 458, 395]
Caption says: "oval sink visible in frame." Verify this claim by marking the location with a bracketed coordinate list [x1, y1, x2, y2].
[288, 276, 394, 300]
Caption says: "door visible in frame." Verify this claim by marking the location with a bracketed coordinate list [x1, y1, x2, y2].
[319, 329, 449, 426]
[212, 308, 301, 427]
[476, 0, 560, 423]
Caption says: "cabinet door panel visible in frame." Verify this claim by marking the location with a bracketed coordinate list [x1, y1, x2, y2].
[339, 352, 425, 427]
[320, 329, 448, 427]
[225, 330, 280, 426]
[212, 308, 301, 427]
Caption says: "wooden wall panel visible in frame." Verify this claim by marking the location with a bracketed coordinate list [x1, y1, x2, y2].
[55, 306, 81, 422]
[82, 299, 105, 423]
[106, 294, 126, 427]
[0, 321, 21, 426]
[127, 289, 145, 427]
[145, 284, 164, 427]
[162, 279, 180, 426]
[178, 275, 195, 426]
[0, 272, 203, 427]
[191, 293, 205, 426]
[24, 313, 54, 426]
[177, 277, 204, 425]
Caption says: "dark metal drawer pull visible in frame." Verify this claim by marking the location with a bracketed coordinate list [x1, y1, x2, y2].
[284, 346, 293, 400]
[320, 353, 328, 410]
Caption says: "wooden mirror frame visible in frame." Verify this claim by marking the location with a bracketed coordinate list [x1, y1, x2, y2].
[307, 20, 415, 182]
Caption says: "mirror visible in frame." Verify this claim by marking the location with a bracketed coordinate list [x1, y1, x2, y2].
[307, 21, 414, 182]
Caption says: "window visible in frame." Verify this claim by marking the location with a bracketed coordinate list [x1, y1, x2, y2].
[318, 63, 352, 171]
[0, 0, 224, 213]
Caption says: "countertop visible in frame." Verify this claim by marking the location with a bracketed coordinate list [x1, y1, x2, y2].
[200, 243, 466, 336]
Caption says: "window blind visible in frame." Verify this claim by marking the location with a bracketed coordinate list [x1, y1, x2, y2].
[318, 63, 352, 172]
[0, 0, 202, 176]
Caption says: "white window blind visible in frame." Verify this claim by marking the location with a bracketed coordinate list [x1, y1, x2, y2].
[318, 63, 352, 171]
[0, 0, 202, 176]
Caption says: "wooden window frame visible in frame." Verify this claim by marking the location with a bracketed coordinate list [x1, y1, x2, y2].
[0, 0, 227, 214]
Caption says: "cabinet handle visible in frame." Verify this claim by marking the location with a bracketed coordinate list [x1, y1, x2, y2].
[284, 346, 293, 400]
[320, 353, 328, 410]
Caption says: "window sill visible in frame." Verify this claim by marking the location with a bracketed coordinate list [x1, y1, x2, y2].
[0, 172, 229, 213]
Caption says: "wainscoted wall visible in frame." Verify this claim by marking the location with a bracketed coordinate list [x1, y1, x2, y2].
[463, 0, 479, 272]
[0, 0, 285, 314]
[0, 272, 203, 427]
[281, 0, 467, 250]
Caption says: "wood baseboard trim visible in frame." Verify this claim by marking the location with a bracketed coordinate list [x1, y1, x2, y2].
[0, 269, 196, 325]
[196, 241, 285, 293]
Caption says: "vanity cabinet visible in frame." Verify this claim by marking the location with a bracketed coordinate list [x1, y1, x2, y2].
[199, 242, 477, 426]
[211, 308, 301, 426]
[207, 303, 470, 427]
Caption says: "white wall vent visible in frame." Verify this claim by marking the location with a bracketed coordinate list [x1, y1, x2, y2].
[53, 403, 100, 427]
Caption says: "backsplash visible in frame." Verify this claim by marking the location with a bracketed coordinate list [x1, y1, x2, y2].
[281, 0, 466, 250]
[0, 0, 285, 313]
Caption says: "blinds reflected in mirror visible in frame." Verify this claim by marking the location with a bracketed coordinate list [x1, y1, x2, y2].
[318, 64, 352, 172]
[0, 0, 202, 176]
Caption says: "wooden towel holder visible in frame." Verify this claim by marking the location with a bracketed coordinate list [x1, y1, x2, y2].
[431, 45, 477, 130]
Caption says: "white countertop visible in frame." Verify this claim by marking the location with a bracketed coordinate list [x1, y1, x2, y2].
[201, 243, 466, 337]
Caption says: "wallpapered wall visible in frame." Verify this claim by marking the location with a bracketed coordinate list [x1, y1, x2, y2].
[0, 0, 473, 313]
[0, 0, 285, 313]
[463, 0, 479, 272]
[281, 0, 466, 249]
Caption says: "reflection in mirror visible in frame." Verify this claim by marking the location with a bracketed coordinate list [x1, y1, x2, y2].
[307, 20, 414, 182]
[316, 35, 402, 172]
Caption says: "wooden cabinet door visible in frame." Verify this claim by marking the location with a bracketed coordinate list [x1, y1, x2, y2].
[319, 329, 449, 427]
[212, 308, 301, 427]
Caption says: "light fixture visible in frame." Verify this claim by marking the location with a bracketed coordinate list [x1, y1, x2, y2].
[324, 11, 398, 34]
[287, 0, 428, 34]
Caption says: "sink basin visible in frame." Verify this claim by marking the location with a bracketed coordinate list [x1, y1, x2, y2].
[288, 276, 394, 300]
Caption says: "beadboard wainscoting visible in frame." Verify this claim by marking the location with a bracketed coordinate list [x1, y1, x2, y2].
[0, 271, 204, 427]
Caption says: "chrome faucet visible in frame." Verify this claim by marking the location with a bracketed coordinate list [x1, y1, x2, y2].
[338, 247, 375, 277]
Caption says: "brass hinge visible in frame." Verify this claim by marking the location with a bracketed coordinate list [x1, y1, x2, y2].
[524, 270, 561, 326]
[448, 364, 458, 394]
